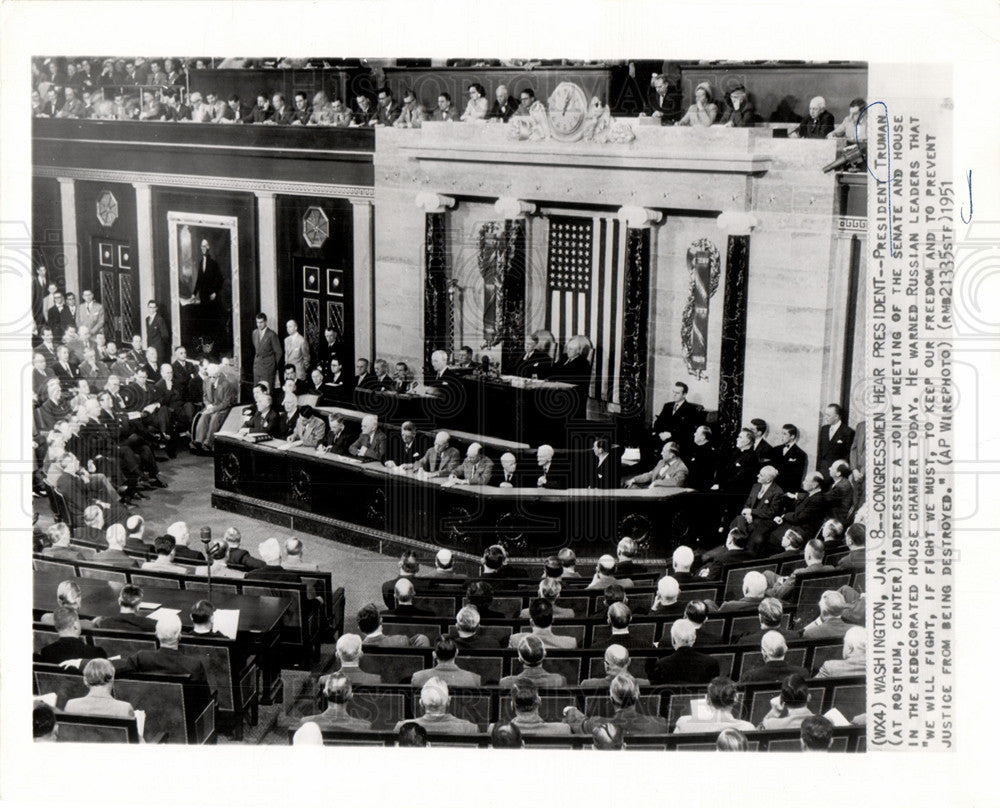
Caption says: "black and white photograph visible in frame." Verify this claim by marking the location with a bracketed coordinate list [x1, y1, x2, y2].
[0, 1, 996, 806]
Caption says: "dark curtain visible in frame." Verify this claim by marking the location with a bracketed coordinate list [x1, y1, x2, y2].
[717, 235, 751, 449]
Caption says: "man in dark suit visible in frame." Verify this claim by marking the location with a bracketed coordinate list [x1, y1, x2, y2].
[740, 631, 810, 684]
[729, 466, 785, 551]
[584, 438, 619, 489]
[47, 290, 75, 341]
[115, 613, 210, 686]
[765, 472, 828, 552]
[251, 313, 283, 388]
[684, 425, 718, 491]
[792, 96, 836, 139]
[548, 337, 592, 421]
[144, 300, 170, 364]
[768, 424, 808, 493]
[713, 427, 760, 497]
[735, 597, 800, 646]
[767, 539, 837, 601]
[240, 391, 281, 438]
[315, 327, 342, 375]
[614, 537, 647, 577]
[592, 603, 644, 650]
[243, 538, 303, 583]
[451, 606, 502, 650]
[319, 413, 354, 456]
[646, 619, 721, 685]
[651, 381, 702, 451]
[37, 608, 108, 668]
[356, 602, 430, 648]
[380, 552, 421, 609]
[826, 460, 855, 525]
[348, 414, 388, 462]
[92, 585, 157, 632]
[817, 404, 855, 478]
[385, 421, 426, 468]
[750, 418, 772, 464]
[222, 527, 265, 570]
[492, 452, 524, 487]
[319, 357, 352, 404]
[415, 430, 460, 477]
[50, 345, 79, 391]
[563, 673, 669, 735]
[328, 634, 384, 685]
[427, 349, 459, 386]
[353, 357, 379, 391]
[487, 84, 519, 121]
[837, 523, 866, 572]
[32, 264, 49, 327]
[646, 73, 682, 123]
[386, 578, 434, 617]
[37, 327, 60, 369]
[534, 444, 570, 490]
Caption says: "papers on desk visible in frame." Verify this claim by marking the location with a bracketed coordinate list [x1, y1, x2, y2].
[138, 602, 161, 611]
[146, 607, 181, 622]
[824, 707, 851, 727]
[212, 609, 240, 640]
[37, 692, 58, 708]
[690, 697, 713, 722]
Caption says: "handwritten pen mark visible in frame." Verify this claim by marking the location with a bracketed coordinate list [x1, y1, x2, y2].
[960, 170, 973, 224]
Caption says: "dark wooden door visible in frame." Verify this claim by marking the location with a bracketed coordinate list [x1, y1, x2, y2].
[292, 256, 353, 373]
[91, 237, 138, 343]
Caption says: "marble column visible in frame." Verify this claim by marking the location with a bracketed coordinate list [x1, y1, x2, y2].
[493, 198, 536, 374]
[416, 193, 455, 372]
[56, 178, 80, 297]
[254, 191, 278, 327]
[132, 182, 154, 346]
[351, 199, 375, 363]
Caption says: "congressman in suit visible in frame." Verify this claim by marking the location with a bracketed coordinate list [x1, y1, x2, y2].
[76, 289, 105, 337]
[116, 613, 210, 686]
[415, 430, 460, 477]
[729, 465, 785, 549]
[144, 300, 170, 364]
[817, 403, 855, 478]
[508, 598, 577, 650]
[535, 444, 570, 489]
[764, 471, 828, 553]
[646, 619, 720, 685]
[585, 437, 619, 489]
[349, 414, 387, 462]
[492, 452, 522, 487]
[624, 442, 689, 489]
[815, 626, 866, 678]
[770, 423, 808, 493]
[64, 658, 136, 720]
[251, 313, 283, 387]
[283, 319, 310, 380]
[448, 442, 494, 485]
[651, 381, 702, 450]
[240, 392, 281, 438]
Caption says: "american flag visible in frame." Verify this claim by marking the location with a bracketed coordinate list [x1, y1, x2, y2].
[545, 216, 626, 405]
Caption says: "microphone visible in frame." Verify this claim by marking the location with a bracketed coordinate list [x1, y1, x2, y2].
[200, 526, 212, 545]
[481, 356, 490, 373]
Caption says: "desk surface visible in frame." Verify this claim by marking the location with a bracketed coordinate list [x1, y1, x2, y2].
[33, 573, 289, 636]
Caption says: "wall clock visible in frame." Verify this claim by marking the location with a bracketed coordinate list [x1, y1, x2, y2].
[302, 206, 330, 248]
[546, 82, 589, 141]
[96, 190, 119, 227]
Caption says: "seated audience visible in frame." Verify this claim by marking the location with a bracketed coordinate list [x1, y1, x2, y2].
[448, 442, 494, 485]
[415, 430, 460, 477]
[595, 602, 641, 649]
[649, 576, 684, 616]
[614, 537, 646, 576]
[815, 625, 866, 678]
[381, 551, 421, 608]
[299, 673, 373, 732]
[646, 619, 720, 685]
[735, 597, 798, 646]
[356, 602, 429, 648]
[394, 678, 479, 735]
[93, 584, 157, 632]
[330, 633, 382, 684]
[587, 555, 634, 590]
[93, 524, 138, 568]
[802, 590, 852, 640]
[759, 673, 815, 729]
[490, 722, 524, 748]
[397, 721, 429, 746]
[624, 441, 688, 488]
[283, 538, 319, 572]
[166, 521, 204, 563]
[348, 414, 387, 462]
[37, 607, 107, 668]
[411, 636, 481, 688]
[423, 547, 459, 578]
[430, 92, 459, 122]
[715, 728, 749, 751]
[465, 581, 506, 619]
[223, 526, 264, 569]
[673, 676, 756, 734]
[519, 577, 575, 619]
[676, 82, 718, 126]
[680, 600, 724, 647]
[479, 544, 526, 579]
[717, 84, 755, 127]
[800, 715, 836, 751]
[508, 599, 577, 650]
[42, 522, 92, 561]
[592, 722, 626, 750]
[670, 545, 696, 583]
[792, 96, 835, 139]
[766, 472, 828, 552]
[187, 600, 225, 637]
[65, 658, 136, 719]
[499, 636, 567, 688]
[580, 644, 650, 688]
[558, 547, 581, 578]
[765, 539, 836, 600]
[33, 701, 59, 742]
[837, 523, 866, 571]
[740, 631, 810, 683]
[389, 578, 433, 617]
[76, 504, 108, 545]
[292, 722, 323, 746]
[116, 613, 209, 685]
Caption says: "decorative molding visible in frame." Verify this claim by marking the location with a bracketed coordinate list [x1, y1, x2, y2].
[716, 210, 758, 234]
[837, 216, 867, 233]
[33, 164, 374, 201]
[680, 239, 722, 380]
[494, 197, 536, 219]
[616, 205, 663, 229]
[415, 191, 456, 214]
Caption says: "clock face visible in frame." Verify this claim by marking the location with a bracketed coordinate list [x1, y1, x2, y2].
[96, 190, 119, 227]
[547, 82, 589, 139]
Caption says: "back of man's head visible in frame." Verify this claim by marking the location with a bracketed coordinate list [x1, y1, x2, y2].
[455, 605, 480, 634]
[155, 613, 182, 646]
[604, 644, 631, 674]
[672, 545, 694, 572]
[435, 548, 453, 570]
[670, 619, 698, 649]
[557, 547, 577, 569]
[517, 635, 545, 667]
[539, 577, 561, 601]
[800, 715, 834, 750]
[592, 722, 625, 750]
[761, 630, 788, 660]
[105, 524, 127, 551]
[394, 577, 416, 605]
[657, 575, 680, 603]
[224, 526, 241, 547]
[609, 673, 639, 708]
[780, 673, 810, 709]
[603, 583, 626, 608]
[483, 544, 506, 571]
[153, 534, 175, 557]
[491, 722, 523, 749]
[53, 606, 78, 634]
[805, 538, 826, 564]
[33, 701, 57, 740]
[819, 590, 846, 619]
[466, 581, 493, 609]
[397, 721, 428, 747]
[528, 597, 554, 629]
[336, 633, 363, 664]
[356, 603, 381, 635]
[126, 514, 144, 538]
[684, 600, 710, 627]
[758, 597, 784, 628]
[706, 676, 740, 711]
[119, 584, 143, 611]
[191, 599, 215, 627]
[399, 551, 419, 575]
[419, 677, 449, 714]
[285, 538, 304, 558]
[56, 580, 81, 608]
[83, 657, 115, 688]
[843, 625, 867, 657]
[323, 673, 352, 704]
[607, 602, 632, 630]
[544, 555, 563, 579]
[716, 728, 749, 751]
[742, 571, 767, 599]
[434, 635, 458, 663]
[845, 523, 866, 547]
[510, 678, 540, 713]
[597, 554, 616, 575]
[616, 537, 637, 560]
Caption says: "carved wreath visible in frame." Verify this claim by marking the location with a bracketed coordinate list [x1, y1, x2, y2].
[680, 238, 722, 380]
[290, 469, 312, 502]
[220, 453, 241, 487]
